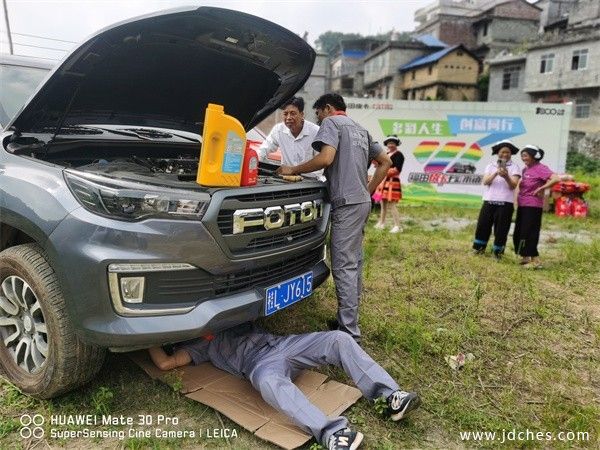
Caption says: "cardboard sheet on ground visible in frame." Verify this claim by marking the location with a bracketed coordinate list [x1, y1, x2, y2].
[130, 352, 362, 449]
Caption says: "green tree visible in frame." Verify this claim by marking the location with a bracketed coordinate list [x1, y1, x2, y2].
[477, 73, 489, 101]
[315, 31, 362, 55]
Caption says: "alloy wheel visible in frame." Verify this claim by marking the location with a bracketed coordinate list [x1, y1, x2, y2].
[0, 276, 48, 373]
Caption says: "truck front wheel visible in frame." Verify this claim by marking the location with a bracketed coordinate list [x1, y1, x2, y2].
[0, 244, 105, 398]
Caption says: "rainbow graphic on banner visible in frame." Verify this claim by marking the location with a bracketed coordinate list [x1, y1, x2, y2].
[460, 143, 483, 162]
[446, 142, 483, 173]
[413, 141, 440, 163]
[424, 142, 465, 173]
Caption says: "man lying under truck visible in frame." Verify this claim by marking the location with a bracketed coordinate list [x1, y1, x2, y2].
[149, 322, 421, 450]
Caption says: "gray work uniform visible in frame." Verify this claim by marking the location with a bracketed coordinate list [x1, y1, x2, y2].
[312, 114, 384, 342]
[178, 324, 399, 446]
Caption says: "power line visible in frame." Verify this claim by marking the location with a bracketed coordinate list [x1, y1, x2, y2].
[7, 53, 61, 61]
[11, 31, 78, 44]
[10, 41, 70, 52]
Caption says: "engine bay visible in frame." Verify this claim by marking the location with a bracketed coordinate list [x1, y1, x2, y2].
[76, 156, 201, 181]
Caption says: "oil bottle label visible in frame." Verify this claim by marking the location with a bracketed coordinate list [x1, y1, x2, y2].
[222, 131, 244, 173]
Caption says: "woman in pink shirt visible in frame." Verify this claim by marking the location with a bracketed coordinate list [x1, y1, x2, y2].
[473, 140, 521, 259]
[513, 145, 560, 268]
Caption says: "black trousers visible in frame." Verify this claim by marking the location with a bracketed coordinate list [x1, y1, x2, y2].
[473, 201, 514, 254]
[513, 206, 543, 257]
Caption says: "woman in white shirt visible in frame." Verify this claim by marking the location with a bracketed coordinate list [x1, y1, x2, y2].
[472, 140, 521, 259]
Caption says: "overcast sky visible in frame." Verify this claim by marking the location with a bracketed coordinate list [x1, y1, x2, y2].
[0, 0, 432, 61]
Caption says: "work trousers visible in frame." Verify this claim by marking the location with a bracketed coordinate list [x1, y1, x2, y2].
[513, 206, 543, 257]
[329, 202, 371, 343]
[473, 201, 514, 254]
[247, 331, 399, 445]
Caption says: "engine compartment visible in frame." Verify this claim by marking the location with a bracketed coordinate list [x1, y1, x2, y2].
[13, 139, 289, 188]
[76, 156, 201, 181]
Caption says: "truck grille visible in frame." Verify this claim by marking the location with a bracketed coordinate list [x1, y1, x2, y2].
[230, 187, 323, 203]
[214, 186, 328, 255]
[146, 247, 323, 304]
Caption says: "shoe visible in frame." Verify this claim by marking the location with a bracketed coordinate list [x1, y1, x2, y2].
[519, 257, 532, 265]
[374, 222, 385, 230]
[389, 225, 402, 233]
[523, 260, 543, 269]
[492, 252, 502, 261]
[472, 248, 485, 255]
[328, 428, 363, 450]
[326, 318, 340, 331]
[387, 390, 421, 421]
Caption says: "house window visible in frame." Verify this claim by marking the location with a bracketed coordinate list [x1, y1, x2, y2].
[412, 70, 415, 80]
[540, 53, 554, 73]
[571, 49, 588, 71]
[457, 50, 463, 56]
[482, 23, 488, 36]
[575, 99, 591, 118]
[502, 66, 520, 90]
[428, 66, 433, 75]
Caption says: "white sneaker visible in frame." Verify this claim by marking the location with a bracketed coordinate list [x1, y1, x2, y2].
[374, 222, 385, 230]
[390, 225, 402, 233]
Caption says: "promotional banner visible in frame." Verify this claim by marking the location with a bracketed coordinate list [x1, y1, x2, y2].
[345, 98, 571, 206]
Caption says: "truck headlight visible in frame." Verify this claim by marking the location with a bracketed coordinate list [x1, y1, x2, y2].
[64, 171, 209, 221]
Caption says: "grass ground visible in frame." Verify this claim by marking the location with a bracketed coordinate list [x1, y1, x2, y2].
[1, 176, 599, 449]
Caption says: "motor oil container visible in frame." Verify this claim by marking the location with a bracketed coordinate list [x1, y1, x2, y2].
[241, 143, 258, 186]
[197, 103, 246, 187]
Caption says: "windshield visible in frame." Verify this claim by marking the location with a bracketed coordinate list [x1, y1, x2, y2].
[0, 64, 50, 127]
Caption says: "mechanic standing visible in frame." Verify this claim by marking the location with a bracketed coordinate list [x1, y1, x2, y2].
[258, 96, 323, 179]
[277, 93, 391, 343]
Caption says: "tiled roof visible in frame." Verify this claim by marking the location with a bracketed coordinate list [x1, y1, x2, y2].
[400, 45, 459, 71]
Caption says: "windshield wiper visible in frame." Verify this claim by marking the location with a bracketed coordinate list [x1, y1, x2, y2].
[120, 128, 200, 143]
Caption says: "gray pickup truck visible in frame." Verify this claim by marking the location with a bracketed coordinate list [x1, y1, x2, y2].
[0, 7, 330, 398]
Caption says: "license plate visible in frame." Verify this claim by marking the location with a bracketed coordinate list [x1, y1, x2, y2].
[265, 271, 313, 316]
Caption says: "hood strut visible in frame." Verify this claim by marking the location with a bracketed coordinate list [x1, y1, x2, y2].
[49, 84, 83, 151]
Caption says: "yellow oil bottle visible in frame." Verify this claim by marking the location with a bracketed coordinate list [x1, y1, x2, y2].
[197, 103, 247, 187]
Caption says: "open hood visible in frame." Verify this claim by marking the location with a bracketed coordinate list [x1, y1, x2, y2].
[8, 6, 315, 136]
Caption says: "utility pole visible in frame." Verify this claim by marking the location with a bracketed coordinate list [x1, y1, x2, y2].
[2, 0, 14, 54]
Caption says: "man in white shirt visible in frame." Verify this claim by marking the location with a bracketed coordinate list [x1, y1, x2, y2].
[259, 96, 323, 180]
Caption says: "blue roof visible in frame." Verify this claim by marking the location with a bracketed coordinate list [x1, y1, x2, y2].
[414, 34, 448, 48]
[400, 45, 460, 71]
[343, 49, 368, 58]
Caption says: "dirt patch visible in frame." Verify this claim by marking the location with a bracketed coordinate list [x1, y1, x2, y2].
[406, 217, 474, 232]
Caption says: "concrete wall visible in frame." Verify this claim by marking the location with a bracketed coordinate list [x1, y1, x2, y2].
[569, 0, 600, 26]
[488, 60, 530, 102]
[529, 87, 600, 133]
[525, 37, 600, 92]
[495, 0, 542, 21]
[476, 18, 539, 46]
[364, 47, 426, 86]
[438, 17, 478, 48]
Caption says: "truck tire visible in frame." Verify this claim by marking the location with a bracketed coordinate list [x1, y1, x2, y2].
[0, 243, 105, 398]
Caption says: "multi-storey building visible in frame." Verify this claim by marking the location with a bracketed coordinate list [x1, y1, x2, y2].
[400, 44, 481, 100]
[487, 52, 529, 101]
[329, 39, 382, 96]
[525, 28, 600, 133]
[414, 0, 541, 61]
[362, 35, 447, 99]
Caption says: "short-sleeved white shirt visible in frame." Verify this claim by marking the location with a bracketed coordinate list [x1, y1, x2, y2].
[482, 161, 521, 203]
[258, 120, 323, 179]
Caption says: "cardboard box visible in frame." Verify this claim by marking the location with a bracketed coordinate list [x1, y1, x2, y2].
[130, 352, 362, 449]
